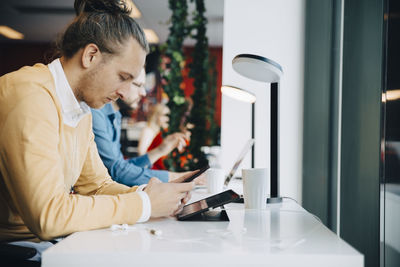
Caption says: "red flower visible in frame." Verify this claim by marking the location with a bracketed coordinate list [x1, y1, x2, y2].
[179, 155, 188, 167]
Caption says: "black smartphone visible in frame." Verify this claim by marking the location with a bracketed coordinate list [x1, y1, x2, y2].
[182, 164, 210, 183]
[177, 189, 240, 221]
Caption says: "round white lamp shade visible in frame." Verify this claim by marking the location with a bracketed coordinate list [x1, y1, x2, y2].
[232, 54, 283, 83]
[221, 85, 256, 103]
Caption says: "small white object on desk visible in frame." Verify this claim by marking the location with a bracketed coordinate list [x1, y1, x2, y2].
[110, 224, 161, 237]
[110, 224, 131, 231]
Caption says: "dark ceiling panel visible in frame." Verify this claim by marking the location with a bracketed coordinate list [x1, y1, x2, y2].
[14, 6, 75, 15]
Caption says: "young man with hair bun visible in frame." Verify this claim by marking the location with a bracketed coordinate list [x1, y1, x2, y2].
[0, 0, 195, 261]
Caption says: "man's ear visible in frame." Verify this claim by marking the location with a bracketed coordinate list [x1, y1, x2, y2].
[81, 43, 101, 69]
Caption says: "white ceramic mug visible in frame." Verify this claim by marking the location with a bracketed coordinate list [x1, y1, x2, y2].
[206, 168, 225, 194]
[242, 168, 268, 209]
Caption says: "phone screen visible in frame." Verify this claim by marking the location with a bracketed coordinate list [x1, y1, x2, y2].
[183, 164, 210, 183]
[177, 190, 240, 220]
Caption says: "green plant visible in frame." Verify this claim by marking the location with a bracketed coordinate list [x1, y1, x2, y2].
[186, 0, 209, 169]
[160, 0, 219, 171]
[160, 0, 189, 171]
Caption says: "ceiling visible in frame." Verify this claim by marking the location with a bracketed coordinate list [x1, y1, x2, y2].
[0, 0, 224, 46]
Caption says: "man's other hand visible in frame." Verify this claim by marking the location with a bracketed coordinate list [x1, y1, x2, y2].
[169, 170, 206, 185]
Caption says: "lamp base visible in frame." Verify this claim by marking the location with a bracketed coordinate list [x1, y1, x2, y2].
[266, 197, 283, 204]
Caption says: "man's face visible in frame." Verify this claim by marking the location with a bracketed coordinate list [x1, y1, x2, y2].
[77, 38, 146, 109]
[125, 68, 146, 109]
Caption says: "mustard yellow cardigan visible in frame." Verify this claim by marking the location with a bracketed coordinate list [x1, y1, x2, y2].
[0, 64, 143, 242]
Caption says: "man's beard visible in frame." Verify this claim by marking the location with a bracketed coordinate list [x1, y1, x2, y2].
[75, 66, 102, 108]
[117, 98, 135, 117]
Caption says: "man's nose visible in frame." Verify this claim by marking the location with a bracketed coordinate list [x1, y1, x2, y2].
[139, 85, 146, 97]
[116, 83, 131, 100]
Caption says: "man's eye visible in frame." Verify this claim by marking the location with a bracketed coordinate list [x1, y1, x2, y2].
[132, 82, 140, 87]
[119, 75, 128, 81]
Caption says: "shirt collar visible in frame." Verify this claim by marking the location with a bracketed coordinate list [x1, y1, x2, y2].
[102, 103, 122, 127]
[102, 103, 118, 116]
[48, 58, 90, 127]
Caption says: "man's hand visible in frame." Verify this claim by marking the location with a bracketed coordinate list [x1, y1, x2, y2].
[144, 178, 195, 218]
[172, 191, 192, 216]
[169, 170, 206, 185]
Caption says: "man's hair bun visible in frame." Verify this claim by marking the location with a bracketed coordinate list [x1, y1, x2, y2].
[74, 0, 130, 16]
[55, 0, 148, 59]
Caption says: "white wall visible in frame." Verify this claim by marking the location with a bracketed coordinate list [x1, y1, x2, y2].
[221, 0, 305, 202]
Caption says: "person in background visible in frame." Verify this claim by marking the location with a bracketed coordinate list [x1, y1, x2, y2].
[91, 68, 194, 186]
[138, 98, 194, 170]
[138, 103, 173, 169]
[0, 0, 194, 260]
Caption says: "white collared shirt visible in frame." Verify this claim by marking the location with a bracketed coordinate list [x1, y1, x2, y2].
[47, 58, 150, 223]
[48, 59, 90, 128]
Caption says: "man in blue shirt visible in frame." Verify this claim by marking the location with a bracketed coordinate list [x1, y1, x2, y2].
[91, 68, 189, 186]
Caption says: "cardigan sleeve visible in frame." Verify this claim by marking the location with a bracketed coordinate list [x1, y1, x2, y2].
[0, 87, 144, 241]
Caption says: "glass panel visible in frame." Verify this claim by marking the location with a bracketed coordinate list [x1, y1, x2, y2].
[384, 0, 400, 266]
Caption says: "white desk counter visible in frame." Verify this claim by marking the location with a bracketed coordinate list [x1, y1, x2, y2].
[42, 187, 363, 267]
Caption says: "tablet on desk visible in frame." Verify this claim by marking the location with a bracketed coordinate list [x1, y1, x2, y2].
[177, 189, 240, 221]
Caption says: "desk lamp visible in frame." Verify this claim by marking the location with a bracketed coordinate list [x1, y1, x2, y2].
[221, 85, 256, 168]
[232, 54, 283, 204]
